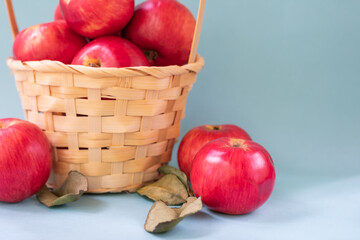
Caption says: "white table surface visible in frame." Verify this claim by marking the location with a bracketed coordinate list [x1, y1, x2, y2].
[1, 174, 359, 240]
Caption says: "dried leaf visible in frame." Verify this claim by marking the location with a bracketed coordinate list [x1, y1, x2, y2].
[177, 197, 203, 218]
[137, 174, 188, 205]
[145, 197, 203, 233]
[36, 171, 88, 207]
[158, 165, 190, 193]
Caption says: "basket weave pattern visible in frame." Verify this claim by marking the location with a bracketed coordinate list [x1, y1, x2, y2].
[7, 56, 204, 193]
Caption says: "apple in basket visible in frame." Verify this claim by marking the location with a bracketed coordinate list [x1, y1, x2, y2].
[123, 0, 196, 66]
[60, 0, 134, 38]
[54, 3, 64, 21]
[13, 20, 87, 64]
[190, 138, 276, 215]
[0, 119, 53, 203]
[178, 124, 252, 178]
[71, 36, 150, 67]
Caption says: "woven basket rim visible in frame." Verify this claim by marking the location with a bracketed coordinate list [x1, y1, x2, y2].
[7, 55, 204, 79]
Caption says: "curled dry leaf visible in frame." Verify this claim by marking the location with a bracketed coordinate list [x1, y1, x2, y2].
[36, 171, 88, 207]
[158, 165, 190, 193]
[137, 174, 188, 205]
[145, 197, 203, 233]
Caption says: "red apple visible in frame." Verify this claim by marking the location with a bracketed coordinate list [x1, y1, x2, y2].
[13, 21, 87, 64]
[178, 124, 252, 178]
[60, 0, 134, 38]
[123, 0, 196, 66]
[54, 3, 63, 20]
[190, 138, 276, 215]
[0, 118, 53, 203]
[71, 36, 150, 68]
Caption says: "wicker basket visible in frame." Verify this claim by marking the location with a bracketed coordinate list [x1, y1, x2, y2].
[6, 57, 204, 193]
[5, 0, 206, 193]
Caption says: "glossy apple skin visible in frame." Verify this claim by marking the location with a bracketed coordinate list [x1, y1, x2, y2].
[0, 119, 53, 203]
[190, 138, 276, 215]
[123, 0, 195, 66]
[72, 36, 150, 68]
[13, 21, 87, 64]
[60, 0, 134, 38]
[178, 124, 252, 178]
[54, 4, 63, 20]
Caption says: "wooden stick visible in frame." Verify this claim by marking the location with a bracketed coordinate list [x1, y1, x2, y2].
[5, 0, 19, 39]
[188, 0, 206, 64]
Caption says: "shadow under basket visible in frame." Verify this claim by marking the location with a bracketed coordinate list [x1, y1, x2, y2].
[7, 56, 204, 193]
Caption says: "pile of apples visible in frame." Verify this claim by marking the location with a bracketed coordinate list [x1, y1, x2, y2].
[13, 0, 196, 67]
[178, 124, 276, 215]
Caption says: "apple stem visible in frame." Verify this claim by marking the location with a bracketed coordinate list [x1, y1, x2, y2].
[89, 62, 101, 68]
[144, 50, 158, 64]
[0, 122, 2, 129]
[213, 126, 220, 130]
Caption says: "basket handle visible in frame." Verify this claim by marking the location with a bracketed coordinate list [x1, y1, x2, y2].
[5, 0, 206, 62]
[5, 0, 19, 40]
[189, 0, 206, 64]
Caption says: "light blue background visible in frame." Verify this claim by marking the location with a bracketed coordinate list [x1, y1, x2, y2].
[0, 1, 359, 239]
